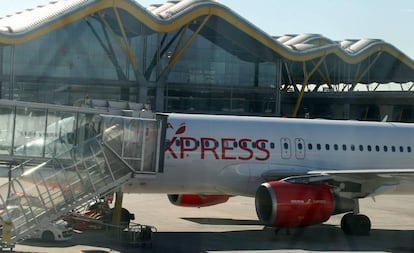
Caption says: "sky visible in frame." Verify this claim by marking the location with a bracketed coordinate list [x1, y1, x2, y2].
[1, 0, 414, 59]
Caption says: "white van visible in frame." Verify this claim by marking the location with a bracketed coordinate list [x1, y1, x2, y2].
[1, 194, 73, 242]
[30, 219, 73, 241]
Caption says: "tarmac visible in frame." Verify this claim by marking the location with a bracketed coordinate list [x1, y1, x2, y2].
[11, 193, 414, 253]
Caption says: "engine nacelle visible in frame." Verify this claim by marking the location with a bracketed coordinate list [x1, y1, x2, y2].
[255, 181, 334, 227]
[168, 194, 230, 207]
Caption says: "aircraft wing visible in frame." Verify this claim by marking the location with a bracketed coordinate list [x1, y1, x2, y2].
[280, 168, 414, 198]
[220, 164, 414, 197]
[261, 168, 414, 198]
[308, 168, 414, 180]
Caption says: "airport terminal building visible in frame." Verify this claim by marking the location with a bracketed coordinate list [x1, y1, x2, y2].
[0, 1, 414, 247]
[0, 0, 414, 120]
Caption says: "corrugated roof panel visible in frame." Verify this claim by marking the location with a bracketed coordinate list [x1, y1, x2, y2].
[146, 5, 159, 12]
[0, 0, 411, 79]
[290, 43, 321, 52]
[275, 35, 295, 44]
[283, 34, 324, 46]
[151, 2, 176, 16]
[347, 39, 383, 53]
[0, 0, 88, 33]
[340, 40, 357, 50]
[158, 0, 219, 19]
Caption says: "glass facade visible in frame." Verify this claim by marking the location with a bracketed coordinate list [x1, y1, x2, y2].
[1, 19, 137, 105]
[166, 34, 280, 114]
[0, 16, 281, 116]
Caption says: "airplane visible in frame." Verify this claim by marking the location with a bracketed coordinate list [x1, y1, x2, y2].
[120, 113, 414, 236]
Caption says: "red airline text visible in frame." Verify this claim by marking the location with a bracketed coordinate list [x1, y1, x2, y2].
[165, 136, 271, 161]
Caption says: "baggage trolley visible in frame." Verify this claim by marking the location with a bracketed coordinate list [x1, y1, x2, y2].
[125, 223, 156, 247]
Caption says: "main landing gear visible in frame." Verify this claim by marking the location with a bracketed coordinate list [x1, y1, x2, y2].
[340, 199, 371, 235]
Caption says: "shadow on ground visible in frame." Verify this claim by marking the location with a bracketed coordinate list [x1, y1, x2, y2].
[20, 223, 414, 253]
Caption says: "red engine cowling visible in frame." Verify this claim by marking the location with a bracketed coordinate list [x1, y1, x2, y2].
[168, 194, 230, 207]
[255, 181, 334, 227]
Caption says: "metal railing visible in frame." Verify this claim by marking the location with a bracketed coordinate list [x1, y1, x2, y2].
[0, 112, 163, 245]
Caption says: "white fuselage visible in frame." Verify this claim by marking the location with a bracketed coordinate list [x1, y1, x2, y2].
[122, 114, 414, 196]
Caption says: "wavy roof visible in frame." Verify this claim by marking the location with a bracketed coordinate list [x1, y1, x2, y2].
[0, 0, 413, 83]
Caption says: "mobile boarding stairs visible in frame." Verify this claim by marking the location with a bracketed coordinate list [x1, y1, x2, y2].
[0, 100, 165, 247]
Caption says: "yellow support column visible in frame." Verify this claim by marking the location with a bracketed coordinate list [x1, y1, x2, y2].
[112, 191, 123, 235]
[113, 7, 138, 69]
[98, 11, 138, 70]
[167, 14, 211, 70]
[350, 52, 382, 91]
[291, 56, 326, 117]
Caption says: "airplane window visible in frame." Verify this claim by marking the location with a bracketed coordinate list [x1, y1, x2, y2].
[215, 141, 219, 147]
[399, 146, 404, 152]
[350, 145, 355, 151]
[185, 140, 190, 146]
[359, 145, 363, 151]
[375, 145, 380, 152]
[205, 141, 210, 147]
[165, 139, 171, 146]
[325, 144, 330, 151]
[408, 146, 412, 153]
[242, 142, 247, 148]
[298, 143, 303, 150]
[317, 144, 321, 150]
[270, 142, 275, 149]
[308, 143, 313, 150]
[175, 139, 180, 146]
[334, 144, 338, 150]
[225, 141, 231, 147]
[260, 142, 266, 148]
[284, 142, 289, 149]
[367, 145, 372, 152]
[384, 146, 388, 152]
[233, 141, 237, 148]
[391, 146, 396, 152]
[342, 144, 347, 151]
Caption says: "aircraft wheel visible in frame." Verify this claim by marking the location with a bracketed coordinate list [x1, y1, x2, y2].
[353, 214, 371, 235]
[341, 213, 371, 236]
[340, 213, 354, 235]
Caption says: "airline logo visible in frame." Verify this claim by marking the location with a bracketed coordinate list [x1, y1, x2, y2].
[165, 122, 271, 161]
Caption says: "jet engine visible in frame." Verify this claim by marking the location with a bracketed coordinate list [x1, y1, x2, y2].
[255, 181, 335, 227]
[168, 194, 230, 207]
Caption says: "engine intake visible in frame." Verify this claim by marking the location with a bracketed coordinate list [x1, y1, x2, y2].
[255, 181, 334, 227]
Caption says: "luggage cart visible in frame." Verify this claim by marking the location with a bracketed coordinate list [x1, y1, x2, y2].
[124, 223, 156, 247]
